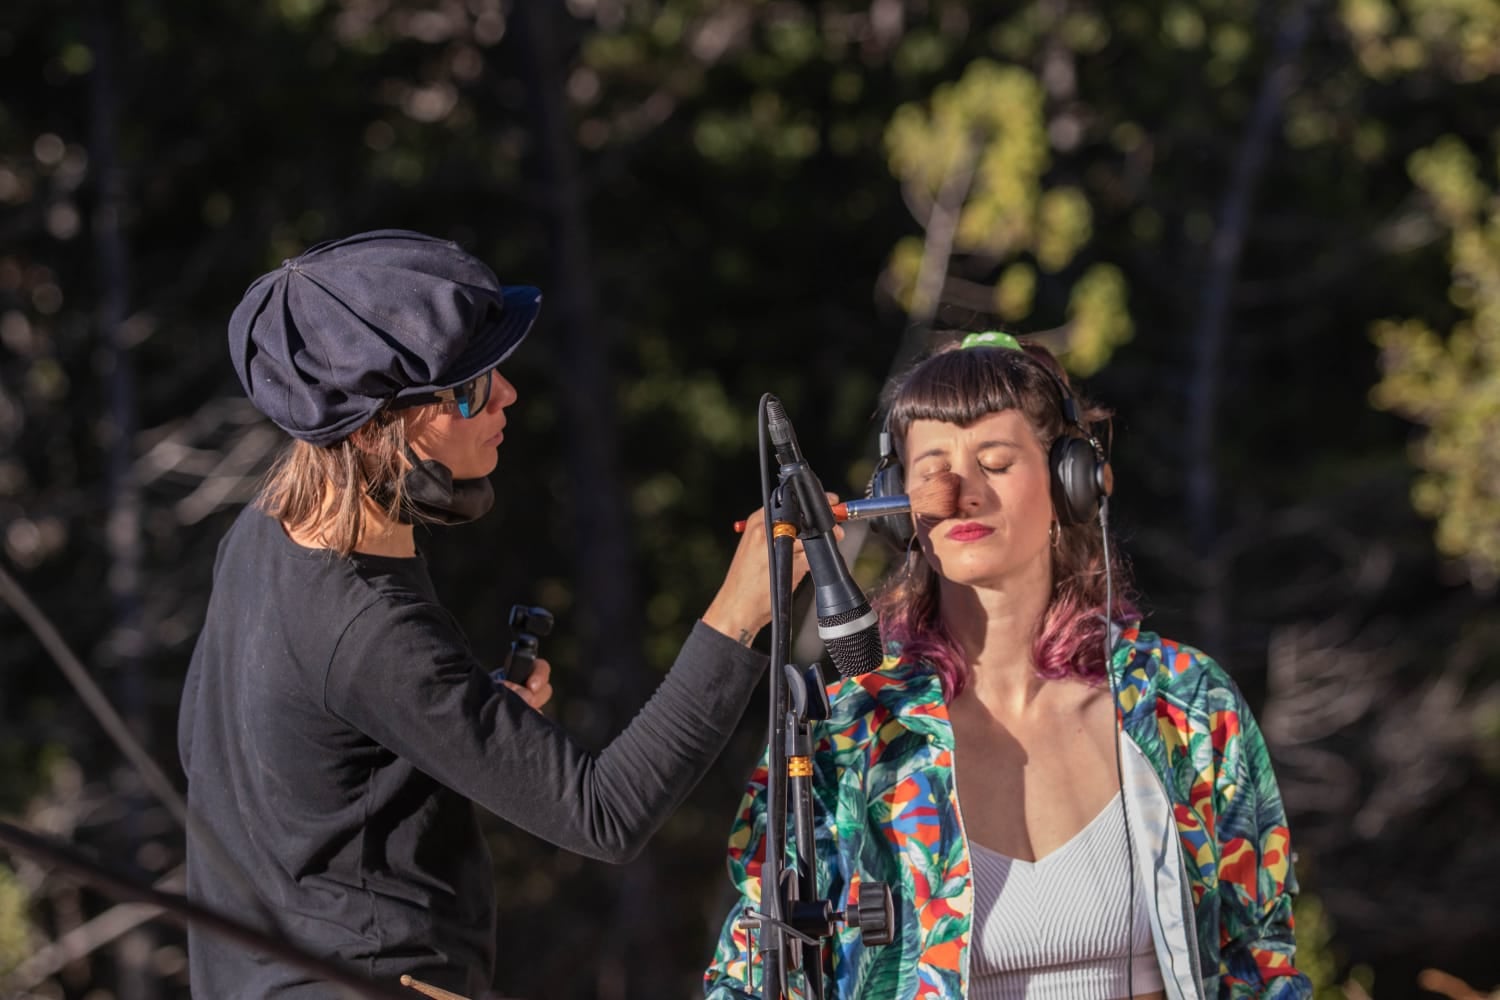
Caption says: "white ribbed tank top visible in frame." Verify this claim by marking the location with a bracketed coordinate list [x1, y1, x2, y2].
[968, 792, 1164, 1000]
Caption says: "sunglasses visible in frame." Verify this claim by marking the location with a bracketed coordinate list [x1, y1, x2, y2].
[426, 367, 495, 418]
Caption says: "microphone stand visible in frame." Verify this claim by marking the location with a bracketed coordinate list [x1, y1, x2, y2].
[745, 414, 893, 1000]
[783, 659, 831, 1000]
[755, 478, 799, 999]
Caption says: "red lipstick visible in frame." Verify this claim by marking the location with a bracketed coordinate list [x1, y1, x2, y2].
[945, 523, 994, 541]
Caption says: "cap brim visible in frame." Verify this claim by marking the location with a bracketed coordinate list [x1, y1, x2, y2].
[408, 285, 541, 398]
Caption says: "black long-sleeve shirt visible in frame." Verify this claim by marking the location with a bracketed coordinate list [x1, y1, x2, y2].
[178, 505, 766, 998]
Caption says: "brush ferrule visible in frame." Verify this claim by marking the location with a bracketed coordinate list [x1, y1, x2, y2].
[839, 495, 912, 521]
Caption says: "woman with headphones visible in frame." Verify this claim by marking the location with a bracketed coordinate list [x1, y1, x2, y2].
[704, 333, 1309, 999]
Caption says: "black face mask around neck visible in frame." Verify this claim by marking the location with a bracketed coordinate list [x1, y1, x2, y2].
[372, 446, 496, 526]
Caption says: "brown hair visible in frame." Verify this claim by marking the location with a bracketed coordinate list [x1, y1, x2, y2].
[872, 338, 1138, 695]
[256, 409, 414, 556]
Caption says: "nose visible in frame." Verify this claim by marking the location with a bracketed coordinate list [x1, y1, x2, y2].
[487, 370, 518, 411]
[954, 459, 986, 514]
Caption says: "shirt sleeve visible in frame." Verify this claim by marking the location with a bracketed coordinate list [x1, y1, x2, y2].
[324, 600, 766, 864]
[1212, 685, 1314, 999]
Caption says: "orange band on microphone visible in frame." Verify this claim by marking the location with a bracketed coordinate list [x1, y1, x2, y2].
[773, 523, 799, 539]
[787, 756, 813, 777]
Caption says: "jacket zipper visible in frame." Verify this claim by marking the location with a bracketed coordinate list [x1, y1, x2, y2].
[1118, 732, 1207, 1000]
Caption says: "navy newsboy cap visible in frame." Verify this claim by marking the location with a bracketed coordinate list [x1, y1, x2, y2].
[228, 229, 541, 446]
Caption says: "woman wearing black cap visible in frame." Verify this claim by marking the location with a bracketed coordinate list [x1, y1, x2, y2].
[178, 230, 787, 998]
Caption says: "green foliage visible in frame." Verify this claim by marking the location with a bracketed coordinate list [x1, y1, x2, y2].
[1479, 686, 1500, 776]
[274, 0, 327, 26]
[886, 60, 1050, 263]
[1341, 0, 1500, 81]
[0, 863, 31, 978]
[1295, 893, 1376, 998]
[1295, 893, 1344, 997]
[1371, 134, 1500, 584]
[995, 261, 1037, 321]
[693, 91, 821, 165]
[1036, 186, 1093, 273]
[882, 57, 1130, 363]
[1064, 263, 1134, 376]
[1162, 3, 1208, 50]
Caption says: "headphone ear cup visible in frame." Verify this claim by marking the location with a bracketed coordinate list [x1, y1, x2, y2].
[1049, 435, 1104, 527]
[866, 458, 914, 550]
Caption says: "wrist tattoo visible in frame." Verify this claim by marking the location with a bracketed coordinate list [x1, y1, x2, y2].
[736, 629, 754, 647]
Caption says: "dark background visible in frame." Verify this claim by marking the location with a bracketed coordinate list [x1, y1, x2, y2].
[1, 1, 1497, 998]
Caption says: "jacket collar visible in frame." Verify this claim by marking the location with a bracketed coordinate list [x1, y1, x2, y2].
[827, 648, 954, 748]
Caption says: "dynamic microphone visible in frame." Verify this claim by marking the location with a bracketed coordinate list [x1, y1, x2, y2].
[765, 397, 883, 678]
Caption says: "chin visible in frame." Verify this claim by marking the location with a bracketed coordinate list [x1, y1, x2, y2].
[446, 456, 498, 480]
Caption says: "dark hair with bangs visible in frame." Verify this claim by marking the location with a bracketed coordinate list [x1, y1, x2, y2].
[871, 338, 1139, 699]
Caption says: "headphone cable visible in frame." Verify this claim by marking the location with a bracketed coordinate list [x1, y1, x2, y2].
[1100, 497, 1137, 999]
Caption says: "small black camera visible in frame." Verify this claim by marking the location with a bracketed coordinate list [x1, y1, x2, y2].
[497, 604, 554, 688]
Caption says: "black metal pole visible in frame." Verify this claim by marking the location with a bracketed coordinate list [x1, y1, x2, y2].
[786, 663, 826, 1000]
[758, 481, 800, 1000]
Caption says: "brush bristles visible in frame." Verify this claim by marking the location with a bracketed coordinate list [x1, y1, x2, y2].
[907, 471, 960, 520]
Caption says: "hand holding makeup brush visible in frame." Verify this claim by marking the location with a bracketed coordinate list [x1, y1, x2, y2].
[705, 497, 842, 643]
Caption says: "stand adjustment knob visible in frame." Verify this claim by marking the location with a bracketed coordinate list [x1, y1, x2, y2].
[847, 881, 894, 947]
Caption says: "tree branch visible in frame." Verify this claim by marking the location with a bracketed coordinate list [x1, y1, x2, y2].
[1185, 0, 1316, 654]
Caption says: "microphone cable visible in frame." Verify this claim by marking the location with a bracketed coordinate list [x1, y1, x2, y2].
[753, 391, 774, 998]
[759, 393, 776, 630]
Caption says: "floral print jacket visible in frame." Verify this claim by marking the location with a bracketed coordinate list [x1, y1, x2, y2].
[704, 625, 1311, 999]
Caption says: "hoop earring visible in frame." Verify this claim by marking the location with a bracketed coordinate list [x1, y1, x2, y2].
[1049, 521, 1061, 548]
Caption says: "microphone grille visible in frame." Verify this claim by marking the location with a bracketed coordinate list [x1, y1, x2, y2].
[819, 605, 884, 678]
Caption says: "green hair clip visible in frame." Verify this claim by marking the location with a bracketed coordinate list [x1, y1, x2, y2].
[959, 330, 1022, 352]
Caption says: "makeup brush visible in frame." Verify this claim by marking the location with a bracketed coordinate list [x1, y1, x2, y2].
[399, 975, 472, 1000]
[733, 471, 959, 532]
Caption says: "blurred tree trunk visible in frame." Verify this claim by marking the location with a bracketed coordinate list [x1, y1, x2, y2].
[1186, 0, 1312, 659]
[89, 1, 156, 996]
[510, 6, 656, 998]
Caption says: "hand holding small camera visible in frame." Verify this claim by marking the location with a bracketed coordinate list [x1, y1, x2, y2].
[493, 604, 555, 710]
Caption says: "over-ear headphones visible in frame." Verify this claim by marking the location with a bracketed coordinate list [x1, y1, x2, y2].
[866, 425, 916, 549]
[865, 340, 1113, 549]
